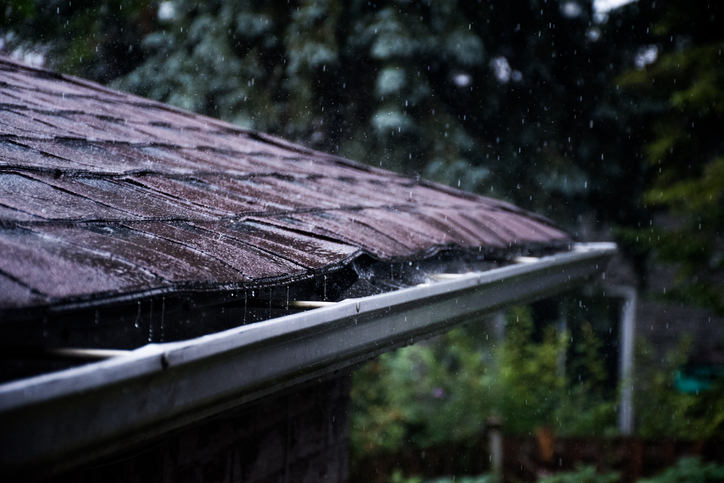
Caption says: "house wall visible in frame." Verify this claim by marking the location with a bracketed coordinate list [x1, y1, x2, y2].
[52, 374, 351, 483]
[636, 300, 724, 367]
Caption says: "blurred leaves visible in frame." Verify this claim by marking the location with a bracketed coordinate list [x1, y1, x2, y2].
[2, 0, 152, 82]
[350, 306, 619, 463]
[638, 457, 724, 483]
[618, 2, 724, 314]
[539, 464, 619, 483]
[635, 338, 724, 439]
[2, 0, 649, 229]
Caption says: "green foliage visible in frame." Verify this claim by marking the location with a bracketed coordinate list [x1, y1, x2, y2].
[350, 306, 619, 463]
[350, 321, 497, 458]
[386, 454, 724, 483]
[2, 0, 152, 82]
[638, 457, 724, 483]
[500, 307, 617, 436]
[388, 471, 492, 483]
[538, 464, 619, 483]
[497, 306, 565, 433]
[423, 476, 492, 483]
[2, 0, 653, 232]
[635, 338, 724, 439]
[618, 2, 724, 314]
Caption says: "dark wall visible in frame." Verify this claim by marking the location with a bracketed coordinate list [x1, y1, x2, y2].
[52, 374, 351, 483]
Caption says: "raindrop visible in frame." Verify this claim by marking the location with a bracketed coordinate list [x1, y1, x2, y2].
[160, 297, 166, 342]
[148, 299, 154, 342]
[134, 301, 141, 328]
[244, 291, 248, 324]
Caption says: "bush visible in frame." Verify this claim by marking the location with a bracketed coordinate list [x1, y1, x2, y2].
[635, 338, 724, 439]
[350, 305, 619, 463]
[387, 471, 493, 483]
[538, 464, 619, 483]
[638, 457, 724, 483]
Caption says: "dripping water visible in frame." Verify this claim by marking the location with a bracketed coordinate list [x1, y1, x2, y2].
[148, 299, 154, 342]
[160, 297, 166, 342]
[134, 301, 141, 328]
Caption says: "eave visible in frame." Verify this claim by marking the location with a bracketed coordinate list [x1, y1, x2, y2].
[0, 242, 615, 480]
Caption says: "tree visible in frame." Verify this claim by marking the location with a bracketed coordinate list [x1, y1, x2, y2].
[618, 1, 724, 313]
[3, 0, 650, 235]
[2, 0, 152, 82]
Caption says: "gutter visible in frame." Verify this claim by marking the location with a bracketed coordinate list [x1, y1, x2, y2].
[0, 242, 616, 480]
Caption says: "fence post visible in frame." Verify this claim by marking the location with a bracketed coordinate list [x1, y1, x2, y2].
[487, 415, 503, 483]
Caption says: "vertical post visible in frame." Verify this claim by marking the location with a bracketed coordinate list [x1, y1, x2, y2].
[488, 311, 505, 483]
[557, 298, 568, 378]
[493, 310, 506, 343]
[611, 286, 637, 435]
[487, 415, 503, 483]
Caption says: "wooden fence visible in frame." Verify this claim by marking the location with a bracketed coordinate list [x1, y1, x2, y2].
[351, 434, 724, 483]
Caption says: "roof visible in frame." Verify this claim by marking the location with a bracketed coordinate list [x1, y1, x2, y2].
[0, 243, 616, 480]
[0, 56, 616, 480]
[0, 55, 571, 314]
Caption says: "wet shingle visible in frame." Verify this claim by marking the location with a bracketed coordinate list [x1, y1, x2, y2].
[0, 55, 571, 310]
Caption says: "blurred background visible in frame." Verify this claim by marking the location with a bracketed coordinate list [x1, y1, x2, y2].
[2, 1, 723, 481]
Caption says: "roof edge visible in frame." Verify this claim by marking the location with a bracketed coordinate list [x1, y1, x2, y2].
[0, 242, 616, 480]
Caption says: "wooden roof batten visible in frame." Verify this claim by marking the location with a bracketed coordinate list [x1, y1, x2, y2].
[0, 56, 616, 479]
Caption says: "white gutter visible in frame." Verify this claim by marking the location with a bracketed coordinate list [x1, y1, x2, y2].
[0, 242, 616, 480]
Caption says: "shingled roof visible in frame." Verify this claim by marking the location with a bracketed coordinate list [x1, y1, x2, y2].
[0, 56, 570, 315]
[0, 57, 621, 480]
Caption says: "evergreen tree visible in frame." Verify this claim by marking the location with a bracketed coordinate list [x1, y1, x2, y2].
[618, 0, 724, 313]
[3, 0, 649, 232]
[2, 0, 152, 82]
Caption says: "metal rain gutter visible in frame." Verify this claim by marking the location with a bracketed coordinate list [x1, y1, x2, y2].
[0, 242, 616, 479]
